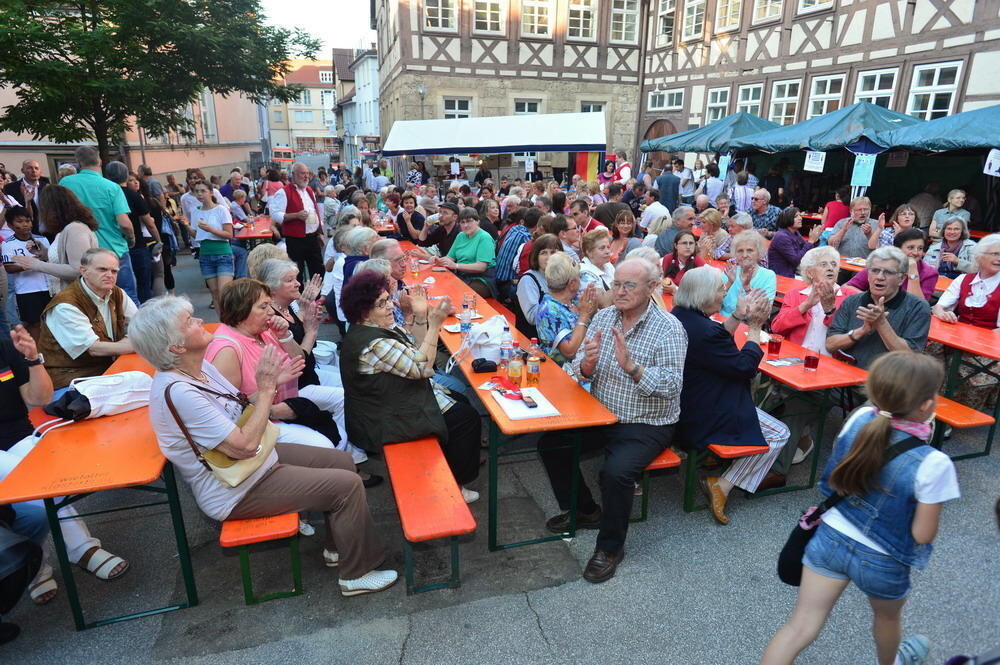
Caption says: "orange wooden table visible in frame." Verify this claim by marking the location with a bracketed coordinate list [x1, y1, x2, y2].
[0, 373, 198, 629]
[234, 215, 274, 241]
[402, 242, 618, 549]
[839, 257, 866, 273]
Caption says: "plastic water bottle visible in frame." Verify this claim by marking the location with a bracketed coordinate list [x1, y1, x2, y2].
[459, 303, 472, 337]
[507, 342, 523, 386]
[499, 324, 514, 370]
[527, 337, 545, 359]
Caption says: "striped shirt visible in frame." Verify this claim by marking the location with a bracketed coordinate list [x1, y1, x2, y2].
[571, 304, 687, 425]
[495, 224, 531, 281]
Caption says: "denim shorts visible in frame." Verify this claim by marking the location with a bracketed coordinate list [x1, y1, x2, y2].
[803, 523, 911, 600]
[199, 253, 234, 279]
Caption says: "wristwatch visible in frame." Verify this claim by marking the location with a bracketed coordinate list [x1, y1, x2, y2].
[24, 353, 45, 367]
[847, 329, 860, 342]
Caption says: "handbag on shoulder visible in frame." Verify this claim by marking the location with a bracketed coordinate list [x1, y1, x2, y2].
[165, 382, 279, 488]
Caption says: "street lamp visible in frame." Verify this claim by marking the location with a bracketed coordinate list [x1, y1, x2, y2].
[417, 84, 426, 120]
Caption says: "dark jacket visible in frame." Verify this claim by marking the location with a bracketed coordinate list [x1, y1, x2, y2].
[671, 305, 766, 449]
[4, 177, 50, 235]
[654, 172, 680, 212]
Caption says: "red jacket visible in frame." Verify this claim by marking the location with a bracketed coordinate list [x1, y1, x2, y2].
[771, 284, 857, 347]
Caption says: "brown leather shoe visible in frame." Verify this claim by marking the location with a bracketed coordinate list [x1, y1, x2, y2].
[701, 476, 729, 525]
[582, 548, 624, 583]
[545, 507, 602, 534]
[757, 471, 787, 491]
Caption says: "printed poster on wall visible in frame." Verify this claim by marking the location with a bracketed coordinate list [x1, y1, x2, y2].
[525, 158, 536, 173]
[450, 161, 460, 176]
[850, 153, 877, 187]
[984, 149, 1000, 177]
[803, 151, 826, 173]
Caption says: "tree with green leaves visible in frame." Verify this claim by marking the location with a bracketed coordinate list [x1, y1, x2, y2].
[0, 0, 321, 163]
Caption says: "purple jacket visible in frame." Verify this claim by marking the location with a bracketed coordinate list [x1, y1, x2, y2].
[767, 228, 813, 277]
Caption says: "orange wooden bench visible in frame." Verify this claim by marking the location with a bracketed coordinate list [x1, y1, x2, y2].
[383, 438, 477, 594]
[220, 512, 302, 605]
[631, 447, 682, 523]
[683, 444, 771, 512]
[933, 396, 996, 458]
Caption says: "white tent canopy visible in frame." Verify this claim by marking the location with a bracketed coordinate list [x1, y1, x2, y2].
[381, 111, 607, 157]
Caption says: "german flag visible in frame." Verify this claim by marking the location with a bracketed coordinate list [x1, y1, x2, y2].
[0, 369, 13, 383]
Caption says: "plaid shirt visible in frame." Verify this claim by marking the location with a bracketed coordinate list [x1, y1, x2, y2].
[750, 204, 781, 232]
[357, 323, 456, 412]
[495, 224, 531, 281]
[571, 304, 687, 425]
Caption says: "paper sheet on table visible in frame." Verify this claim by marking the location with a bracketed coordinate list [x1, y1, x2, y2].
[489, 388, 561, 420]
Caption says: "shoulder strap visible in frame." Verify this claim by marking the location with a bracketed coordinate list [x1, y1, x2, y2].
[818, 435, 927, 513]
[164, 382, 213, 473]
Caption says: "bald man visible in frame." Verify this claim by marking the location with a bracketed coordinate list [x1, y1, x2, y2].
[3, 160, 49, 234]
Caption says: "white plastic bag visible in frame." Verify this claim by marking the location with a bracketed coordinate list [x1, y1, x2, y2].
[446, 314, 506, 373]
[69, 371, 152, 418]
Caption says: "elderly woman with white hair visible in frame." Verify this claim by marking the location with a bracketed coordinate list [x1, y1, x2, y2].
[930, 233, 1000, 410]
[340, 226, 380, 288]
[671, 266, 789, 524]
[323, 185, 341, 230]
[772, 246, 856, 353]
[133, 296, 398, 596]
[720, 230, 776, 318]
[641, 215, 672, 250]
[713, 212, 753, 261]
[535, 253, 599, 365]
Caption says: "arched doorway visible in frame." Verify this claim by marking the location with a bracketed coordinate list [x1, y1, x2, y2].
[643, 119, 677, 170]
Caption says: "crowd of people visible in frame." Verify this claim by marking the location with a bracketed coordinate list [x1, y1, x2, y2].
[0, 149, 996, 665]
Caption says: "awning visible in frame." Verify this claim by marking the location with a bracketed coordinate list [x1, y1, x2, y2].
[380, 112, 607, 157]
[727, 102, 923, 154]
[639, 112, 778, 154]
[874, 104, 1000, 152]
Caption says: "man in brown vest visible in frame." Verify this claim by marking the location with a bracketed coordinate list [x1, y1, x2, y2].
[37, 248, 136, 390]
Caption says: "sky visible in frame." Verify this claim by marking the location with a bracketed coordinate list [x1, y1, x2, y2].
[260, 0, 377, 53]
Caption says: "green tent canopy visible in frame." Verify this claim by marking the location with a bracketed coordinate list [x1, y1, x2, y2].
[875, 103, 1000, 152]
[727, 102, 923, 154]
[639, 112, 778, 154]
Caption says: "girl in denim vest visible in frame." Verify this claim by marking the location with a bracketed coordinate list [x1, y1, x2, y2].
[761, 351, 960, 665]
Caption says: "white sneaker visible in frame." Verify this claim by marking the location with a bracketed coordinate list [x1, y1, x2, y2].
[897, 635, 930, 665]
[298, 520, 315, 536]
[322, 549, 339, 568]
[345, 442, 368, 465]
[792, 438, 814, 465]
[339, 569, 398, 597]
[461, 487, 480, 504]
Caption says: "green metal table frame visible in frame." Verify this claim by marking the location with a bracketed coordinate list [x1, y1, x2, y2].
[235, 536, 302, 605]
[44, 463, 198, 630]
[937, 348, 999, 460]
[487, 421, 582, 552]
[403, 535, 461, 594]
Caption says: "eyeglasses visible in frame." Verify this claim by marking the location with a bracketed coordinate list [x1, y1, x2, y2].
[610, 281, 649, 292]
[868, 268, 900, 277]
[374, 297, 393, 309]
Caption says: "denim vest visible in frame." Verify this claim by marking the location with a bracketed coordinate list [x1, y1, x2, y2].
[819, 408, 934, 570]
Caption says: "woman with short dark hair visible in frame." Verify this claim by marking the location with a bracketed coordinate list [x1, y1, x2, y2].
[767, 206, 822, 278]
[338, 271, 481, 503]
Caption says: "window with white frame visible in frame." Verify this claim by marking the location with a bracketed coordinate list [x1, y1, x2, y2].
[798, 0, 832, 12]
[320, 89, 334, 109]
[907, 61, 962, 121]
[319, 70, 333, 84]
[769, 80, 800, 125]
[425, 0, 457, 29]
[322, 111, 335, 127]
[273, 110, 283, 122]
[567, 0, 597, 40]
[656, 0, 676, 47]
[736, 83, 763, 115]
[854, 68, 897, 108]
[807, 74, 844, 118]
[611, 0, 639, 43]
[474, 0, 504, 33]
[294, 110, 314, 123]
[648, 89, 683, 111]
[715, 0, 741, 31]
[514, 100, 541, 114]
[200, 89, 217, 142]
[297, 90, 312, 106]
[581, 101, 605, 113]
[521, 0, 552, 37]
[443, 97, 471, 119]
[752, 0, 781, 22]
[683, 0, 706, 40]
[706, 87, 730, 122]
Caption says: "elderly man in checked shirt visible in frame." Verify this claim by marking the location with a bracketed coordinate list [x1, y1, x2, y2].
[537, 258, 687, 584]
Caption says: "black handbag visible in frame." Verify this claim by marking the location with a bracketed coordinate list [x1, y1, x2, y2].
[777, 435, 924, 587]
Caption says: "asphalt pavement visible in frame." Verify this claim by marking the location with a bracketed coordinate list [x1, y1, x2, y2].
[4, 249, 997, 665]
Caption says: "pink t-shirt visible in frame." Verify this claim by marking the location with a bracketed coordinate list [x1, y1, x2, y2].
[205, 324, 298, 402]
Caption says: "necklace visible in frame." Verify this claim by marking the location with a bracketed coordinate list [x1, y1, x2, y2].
[175, 367, 208, 383]
[235, 325, 266, 346]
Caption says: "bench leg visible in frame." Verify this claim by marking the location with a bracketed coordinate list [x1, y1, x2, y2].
[404, 537, 463, 595]
[683, 450, 709, 512]
[237, 536, 303, 605]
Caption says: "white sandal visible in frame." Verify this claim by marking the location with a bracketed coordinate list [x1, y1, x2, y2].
[78, 548, 129, 580]
[29, 574, 58, 605]
[323, 549, 339, 568]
